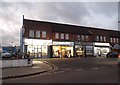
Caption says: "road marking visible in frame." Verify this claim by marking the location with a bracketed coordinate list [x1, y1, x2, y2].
[91, 67, 99, 69]
[75, 69, 83, 71]
[32, 67, 41, 69]
[53, 71, 65, 74]
[62, 68, 71, 71]
[33, 61, 43, 64]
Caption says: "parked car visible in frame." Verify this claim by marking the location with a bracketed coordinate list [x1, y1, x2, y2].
[106, 52, 120, 58]
[1, 50, 11, 58]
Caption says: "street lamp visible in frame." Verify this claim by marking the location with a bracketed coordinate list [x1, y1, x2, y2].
[10, 42, 14, 54]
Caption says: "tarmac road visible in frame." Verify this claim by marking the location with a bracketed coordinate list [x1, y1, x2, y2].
[2, 57, 118, 83]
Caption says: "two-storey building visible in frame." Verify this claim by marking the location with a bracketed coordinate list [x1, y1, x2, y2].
[21, 18, 120, 58]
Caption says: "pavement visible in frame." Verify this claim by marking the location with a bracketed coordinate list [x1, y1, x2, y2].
[1, 60, 57, 79]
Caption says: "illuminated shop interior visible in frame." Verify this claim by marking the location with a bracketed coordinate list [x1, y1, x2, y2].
[52, 46, 73, 58]
[94, 42, 110, 57]
[24, 39, 52, 58]
[75, 45, 85, 57]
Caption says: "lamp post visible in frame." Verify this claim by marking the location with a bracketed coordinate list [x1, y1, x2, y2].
[10, 42, 14, 54]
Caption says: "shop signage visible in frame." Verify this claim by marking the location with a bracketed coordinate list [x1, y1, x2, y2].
[75, 42, 93, 45]
[24, 39, 52, 45]
[94, 42, 110, 47]
[53, 41, 74, 46]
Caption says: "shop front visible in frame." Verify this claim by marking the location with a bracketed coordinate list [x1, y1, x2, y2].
[52, 41, 74, 58]
[75, 42, 93, 57]
[111, 44, 120, 53]
[94, 42, 110, 57]
[24, 39, 52, 58]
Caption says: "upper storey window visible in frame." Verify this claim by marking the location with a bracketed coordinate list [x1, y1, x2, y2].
[36, 31, 40, 38]
[55, 33, 59, 39]
[29, 30, 34, 38]
[61, 33, 64, 39]
[85, 35, 89, 41]
[96, 36, 99, 41]
[81, 35, 85, 41]
[65, 34, 69, 40]
[42, 31, 46, 38]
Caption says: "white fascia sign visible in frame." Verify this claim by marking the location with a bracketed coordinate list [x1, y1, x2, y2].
[24, 39, 52, 46]
[94, 42, 110, 47]
[53, 41, 74, 46]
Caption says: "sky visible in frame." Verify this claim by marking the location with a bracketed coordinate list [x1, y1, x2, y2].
[0, 0, 119, 46]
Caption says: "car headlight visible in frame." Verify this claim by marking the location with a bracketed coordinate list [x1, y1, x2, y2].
[118, 54, 120, 58]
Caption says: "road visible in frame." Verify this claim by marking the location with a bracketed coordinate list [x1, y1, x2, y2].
[2, 57, 119, 83]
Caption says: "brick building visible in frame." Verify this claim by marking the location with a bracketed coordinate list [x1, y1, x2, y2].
[21, 18, 120, 58]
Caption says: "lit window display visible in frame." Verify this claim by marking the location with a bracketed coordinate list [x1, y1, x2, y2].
[94, 42, 110, 57]
[52, 46, 73, 58]
[24, 39, 52, 58]
[75, 45, 85, 57]
[94, 47, 110, 57]
[86, 46, 93, 55]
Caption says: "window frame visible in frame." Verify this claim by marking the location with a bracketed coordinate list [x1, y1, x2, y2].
[42, 31, 46, 38]
[100, 36, 103, 41]
[103, 36, 106, 42]
[55, 33, 59, 39]
[29, 30, 34, 38]
[36, 30, 40, 38]
[96, 36, 99, 41]
[85, 35, 89, 41]
[65, 34, 69, 40]
[81, 35, 85, 41]
[60, 33, 64, 39]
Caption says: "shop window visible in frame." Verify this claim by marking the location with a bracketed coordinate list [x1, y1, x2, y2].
[100, 36, 103, 41]
[55, 33, 59, 39]
[96, 36, 99, 41]
[36, 31, 40, 38]
[60, 33, 64, 39]
[81, 35, 85, 41]
[85, 35, 89, 41]
[29, 30, 34, 37]
[42, 31, 46, 38]
[103, 36, 106, 42]
[65, 34, 69, 40]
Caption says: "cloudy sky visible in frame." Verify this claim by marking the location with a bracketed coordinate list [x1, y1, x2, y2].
[0, 0, 119, 46]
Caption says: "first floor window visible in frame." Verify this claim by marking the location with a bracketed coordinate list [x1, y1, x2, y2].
[110, 37, 113, 43]
[103, 36, 106, 42]
[116, 38, 119, 43]
[96, 36, 99, 41]
[65, 34, 69, 40]
[77, 35, 80, 40]
[85, 35, 89, 41]
[113, 38, 116, 43]
[81, 35, 85, 41]
[55, 33, 59, 39]
[29, 30, 34, 37]
[100, 36, 103, 41]
[42, 31, 46, 38]
[36, 31, 40, 38]
[61, 33, 64, 39]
